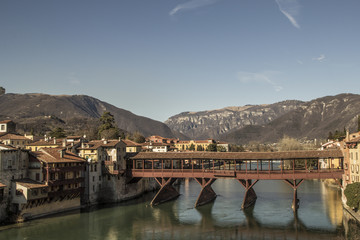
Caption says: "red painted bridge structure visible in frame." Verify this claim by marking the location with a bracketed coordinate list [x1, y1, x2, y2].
[128, 149, 344, 211]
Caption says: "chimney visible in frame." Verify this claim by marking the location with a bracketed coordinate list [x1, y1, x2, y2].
[59, 149, 65, 158]
[62, 139, 67, 147]
[53, 137, 56, 144]
[346, 129, 350, 141]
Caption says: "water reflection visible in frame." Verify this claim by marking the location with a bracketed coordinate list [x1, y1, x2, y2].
[0, 179, 355, 240]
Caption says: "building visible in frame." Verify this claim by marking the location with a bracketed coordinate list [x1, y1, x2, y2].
[123, 139, 143, 153]
[78, 139, 127, 205]
[342, 131, 360, 186]
[174, 139, 216, 151]
[0, 146, 29, 222]
[319, 141, 341, 169]
[217, 141, 230, 152]
[10, 147, 86, 221]
[0, 120, 16, 134]
[26, 136, 84, 153]
[143, 142, 171, 152]
[0, 133, 33, 149]
[147, 135, 177, 144]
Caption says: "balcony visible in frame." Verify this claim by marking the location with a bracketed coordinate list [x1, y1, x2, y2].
[47, 166, 84, 172]
[48, 188, 84, 198]
[48, 177, 85, 186]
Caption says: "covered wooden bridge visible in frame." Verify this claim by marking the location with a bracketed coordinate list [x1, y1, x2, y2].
[128, 149, 344, 211]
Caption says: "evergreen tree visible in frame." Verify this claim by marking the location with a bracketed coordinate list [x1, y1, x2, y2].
[189, 143, 195, 151]
[49, 127, 66, 138]
[206, 143, 217, 152]
[98, 112, 119, 139]
[328, 131, 334, 140]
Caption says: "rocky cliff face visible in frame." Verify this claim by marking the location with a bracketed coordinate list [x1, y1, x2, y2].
[165, 100, 303, 139]
[166, 93, 360, 144]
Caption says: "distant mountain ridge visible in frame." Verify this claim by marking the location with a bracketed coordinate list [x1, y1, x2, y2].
[165, 100, 303, 139]
[165, 93, 360, 144]
[0, 93, 175, 138]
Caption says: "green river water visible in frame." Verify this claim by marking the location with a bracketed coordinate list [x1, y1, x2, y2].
[0, 179, 359, 240]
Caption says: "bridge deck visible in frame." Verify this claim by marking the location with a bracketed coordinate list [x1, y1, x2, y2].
[131, 169, 343, 180]
[129, 149, 344, 180]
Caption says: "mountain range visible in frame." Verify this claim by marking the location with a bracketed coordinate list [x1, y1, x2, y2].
[165, 93, 360, 144]
[1, 92, 360, 145]
[0, 93, 175, 138]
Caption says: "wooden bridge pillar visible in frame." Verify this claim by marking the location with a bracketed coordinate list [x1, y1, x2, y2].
[150, 177, 179, 206]
[284, 179, 304, 212]
[194, 178, 217, 207]
[238, 179, 259, 209]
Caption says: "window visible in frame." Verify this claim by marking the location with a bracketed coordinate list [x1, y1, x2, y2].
[93, 185, 95, 192]
[357, 165, 359, 173]
[94, 164, 97, 172]
[351, 164, 354, 173]
[99, 176, 101, 181]
[36, 173, 40, 181]
[92, 176, 95, 182]
[357, 152, 359, 161]
[0, 125, 5, 131]
[0, 189, 4, 202]
[351, 152, 353, 160]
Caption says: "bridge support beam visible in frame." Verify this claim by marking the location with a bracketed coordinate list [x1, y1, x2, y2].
[238, 179, 259, 209]
[284, 179, 304, 212]
[194, 178, 217, 207]
[150, 177, 179, 206]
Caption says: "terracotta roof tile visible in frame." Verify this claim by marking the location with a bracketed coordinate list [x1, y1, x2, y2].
[34, 147, 86, 163]
[15, 179, 47, 189]
[0, 133, 32, 141]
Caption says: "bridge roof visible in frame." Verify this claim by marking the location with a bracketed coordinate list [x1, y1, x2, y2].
[130, 149, 343, 161]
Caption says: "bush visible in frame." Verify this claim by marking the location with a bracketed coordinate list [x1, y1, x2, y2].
[344, 182, 360, 210]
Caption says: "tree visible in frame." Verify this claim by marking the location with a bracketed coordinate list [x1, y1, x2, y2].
[189, 143, 195, 151]
[217, 145, 226, 152]
[206, 143, 217, 152]
[49, 127, 66, 138]
[132, 131, 145, 143]
[277, 136, 303, 151]
[229, 144, 245, 152]
[328, 131, 334, 140]
[344, 182, 360, 210]
[98, 112, 120, 139]
[196, 145, 203, 151]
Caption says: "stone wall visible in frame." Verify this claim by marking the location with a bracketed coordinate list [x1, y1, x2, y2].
[99, 175, 157, 203]
[17, 197, 81, 222]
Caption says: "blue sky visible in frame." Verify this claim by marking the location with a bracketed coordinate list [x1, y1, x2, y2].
[1, 0, 360, 121]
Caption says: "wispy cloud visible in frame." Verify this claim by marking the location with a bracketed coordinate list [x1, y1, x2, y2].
[312, 54, 326, 62]
[275, 0, 300, 29]
[297, 60, 303, 65]
[67, 74, 81, 85]
[238, 71, 283, 92]
[169, 0, 220, 16]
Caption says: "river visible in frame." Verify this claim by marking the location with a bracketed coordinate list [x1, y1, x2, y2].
[0, 179, 359, 239]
